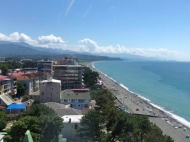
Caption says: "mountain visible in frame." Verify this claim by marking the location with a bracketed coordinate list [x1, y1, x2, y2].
[0, 41, 78, 54]
[0, 43, 47, 56]
[96, 53, 162, 61]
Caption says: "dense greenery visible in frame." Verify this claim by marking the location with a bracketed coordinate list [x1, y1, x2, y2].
[0, 111, 7, 131]
[4, 104, 63, 142]
[78, 89, 174, 142]
[0, 64, 8, 75]
[83, 67, 99, 87]
[16, 81, 26, 97]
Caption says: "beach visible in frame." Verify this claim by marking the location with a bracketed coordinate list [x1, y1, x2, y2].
[85, 62, 190, 142]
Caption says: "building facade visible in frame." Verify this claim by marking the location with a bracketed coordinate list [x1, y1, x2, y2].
[61, 115, 84, 141]
[37, 60, 53, 74]
[39, 79, 61, 103]
[0, 75, 17, 96]
[60, 89, 91, 110]
[53, 65, 83, 90]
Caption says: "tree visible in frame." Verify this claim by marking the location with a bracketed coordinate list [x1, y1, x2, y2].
[6, 116, 41, 142]
[6, 104, 63, 142]
[78, 110, 105, 142]
[0, 111, 7, 131]
[25, 104, 63, 142]
[83, 67, 99, 87]
[21, 95, 30, 102]
[0, 65, 8, 75]
[17, 81, 26, 96]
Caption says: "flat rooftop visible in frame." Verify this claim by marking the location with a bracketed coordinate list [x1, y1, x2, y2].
[62, 115, 84, 123]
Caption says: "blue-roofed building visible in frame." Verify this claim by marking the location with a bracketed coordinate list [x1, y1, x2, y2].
[7, 103, 26, 114]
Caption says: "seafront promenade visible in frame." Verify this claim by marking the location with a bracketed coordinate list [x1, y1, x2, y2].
[85, 62, 190, 142]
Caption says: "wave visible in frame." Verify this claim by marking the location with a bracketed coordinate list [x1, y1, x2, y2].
[93, 61, 190, 129]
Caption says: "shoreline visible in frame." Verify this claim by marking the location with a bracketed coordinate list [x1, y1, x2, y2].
[85, 61, 190, 142]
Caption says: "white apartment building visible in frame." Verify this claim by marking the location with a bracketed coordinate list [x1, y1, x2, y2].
[40, 78, 61, 103]
[61, 115, 84, 141]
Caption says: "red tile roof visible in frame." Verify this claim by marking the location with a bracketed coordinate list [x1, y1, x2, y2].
[8, 72, 48, 80]
[0, 75, 8, 81]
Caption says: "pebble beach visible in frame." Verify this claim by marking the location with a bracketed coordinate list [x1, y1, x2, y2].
[85, 62, 190, 142]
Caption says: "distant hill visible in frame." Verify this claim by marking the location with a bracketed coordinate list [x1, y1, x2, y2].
[0, 43, 47, 56]
[0, 41, 78, 54]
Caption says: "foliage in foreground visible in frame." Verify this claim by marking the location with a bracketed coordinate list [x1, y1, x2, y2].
[78, 89, 174, 142]
[4, 104, 63, 142]
[0, 111, 7, 131]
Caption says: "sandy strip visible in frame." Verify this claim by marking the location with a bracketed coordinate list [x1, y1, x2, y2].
[84, 62, 190, 142]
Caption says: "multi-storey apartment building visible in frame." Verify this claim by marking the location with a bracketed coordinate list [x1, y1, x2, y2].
[0, 75, 17, 95]
[39, 79, 61, 103]
[53, 58, 83, 90]
[37, 60, 53, 74]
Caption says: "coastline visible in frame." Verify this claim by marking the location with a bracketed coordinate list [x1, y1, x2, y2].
[85, 61, 190, 142]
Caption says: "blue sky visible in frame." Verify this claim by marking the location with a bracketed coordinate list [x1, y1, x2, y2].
[0, 0, 190, 61]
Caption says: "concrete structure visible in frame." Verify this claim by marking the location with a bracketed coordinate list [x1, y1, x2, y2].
[45, 102, 82, 116]
[9, 72, 40, 95]
[61, 115, 84, 141]
[53, 64, 83, 90]
[0, 75, 17, 96]
[55, 57, 78, 65]
[40, 79, 61, 103]
[0, 94, 14, 106]
[37, 60, 53, 74]
[60, 89, 91, 110]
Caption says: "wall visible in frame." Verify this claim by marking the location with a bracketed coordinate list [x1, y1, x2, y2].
[40, 81, 61, 103]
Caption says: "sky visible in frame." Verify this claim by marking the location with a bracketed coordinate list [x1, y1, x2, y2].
[0, 0, 190, 61]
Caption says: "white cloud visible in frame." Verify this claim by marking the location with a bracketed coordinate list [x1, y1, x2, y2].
[0, 32, 66, 49]
[38, 34, 65, 44]
[0, 32, 188, 61]
[78, 38, 185, 60]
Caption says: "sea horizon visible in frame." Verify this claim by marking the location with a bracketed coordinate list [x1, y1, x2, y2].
[93, 60, 190, 128]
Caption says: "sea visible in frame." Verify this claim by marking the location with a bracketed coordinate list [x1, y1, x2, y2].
[93, 60, 190, 128]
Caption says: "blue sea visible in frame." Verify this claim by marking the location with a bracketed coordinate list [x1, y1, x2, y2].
[94, 60, 190, 127]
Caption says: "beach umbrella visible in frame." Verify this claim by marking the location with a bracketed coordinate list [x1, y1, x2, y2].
[183, 127, 187, 131]
[186, 134, 190, 138]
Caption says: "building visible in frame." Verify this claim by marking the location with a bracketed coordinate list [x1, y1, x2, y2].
[0, 75, 17, 96]
[0, 57, 5, 62]
[60, 89, 91, 110]
[45, 102, 82, 116]
[7, 103, 26, 114]
[37, 60, 53, 74]
[0, 94, 14, 106]
[53, 64, 83, 90]
[39, 79, 61, 103]
[9, 72, 40, 95]
[56, 57, 78, 65]
[0, 132, 7, 142]
[61, 115, 84, 141]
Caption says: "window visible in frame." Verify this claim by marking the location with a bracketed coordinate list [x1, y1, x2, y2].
[42, 92, 44, 95]
[75, 124, 78, 129]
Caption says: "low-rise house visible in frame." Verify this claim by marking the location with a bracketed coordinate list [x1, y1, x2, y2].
[39, 79, 61, 103]
[61, 115, 84, 141]
[60, 89, 91, 110]
[7, 103, 26, 114]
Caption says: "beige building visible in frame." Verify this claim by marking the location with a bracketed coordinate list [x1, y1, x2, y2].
[61, 115, 84, 141]
[39, 79, 61, 103]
